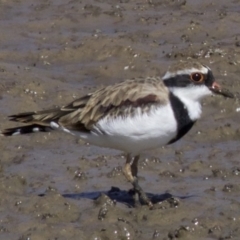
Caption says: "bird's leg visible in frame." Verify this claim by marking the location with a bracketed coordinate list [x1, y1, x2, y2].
[123, 154, 152, 207]
[131, 155, 139, 179]
[123, 154, 140, 205]
[131, 155, 141, 205]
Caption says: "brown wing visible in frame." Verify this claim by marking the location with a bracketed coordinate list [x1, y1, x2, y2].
[5, 77, 169, 133]
[1, 94, 92, 136]
[7, 93, 92, 131]
[59, 77, 169, 130]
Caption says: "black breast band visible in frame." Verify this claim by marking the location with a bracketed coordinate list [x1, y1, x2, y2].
[168, 92, 195, 144]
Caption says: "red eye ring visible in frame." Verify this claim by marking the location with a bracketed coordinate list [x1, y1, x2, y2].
[190, 72, 204, 82]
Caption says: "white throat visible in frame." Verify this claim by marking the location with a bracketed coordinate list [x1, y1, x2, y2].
[169, 85, 212, 121]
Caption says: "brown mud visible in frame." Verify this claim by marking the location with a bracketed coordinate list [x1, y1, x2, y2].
[1, 0, 240, 239]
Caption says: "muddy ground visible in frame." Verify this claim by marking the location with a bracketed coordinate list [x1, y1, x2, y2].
[1, 0, 240, 239]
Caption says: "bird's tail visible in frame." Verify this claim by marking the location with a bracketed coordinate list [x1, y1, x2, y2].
[1, 124, 52, 136]
[0, 110, 63, 137]
[1, 94, 92, 137]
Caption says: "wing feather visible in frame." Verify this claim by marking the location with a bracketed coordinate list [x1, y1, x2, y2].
[6, 77, 169, 133]
[59, 77, 169, 130]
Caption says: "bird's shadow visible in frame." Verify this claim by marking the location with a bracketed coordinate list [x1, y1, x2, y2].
[39, 187, 194, 207]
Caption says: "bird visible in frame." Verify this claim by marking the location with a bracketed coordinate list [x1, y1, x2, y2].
[1, 61, 234, 207]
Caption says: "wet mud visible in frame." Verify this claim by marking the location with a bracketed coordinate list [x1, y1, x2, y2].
[1, 0, 240, 239]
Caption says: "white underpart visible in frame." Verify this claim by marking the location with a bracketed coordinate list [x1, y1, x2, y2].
[169, 85, 212, 121]
[162, 67, 209, 80]
[70, 104, 177, 155]
[32, 127, 40, 132]
[12, 129, 21, 136]
[50, 121, 60, 129]
[50, 121, 72, 134]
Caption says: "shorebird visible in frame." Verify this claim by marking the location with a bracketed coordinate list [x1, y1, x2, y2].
[1, 61, 233, 207]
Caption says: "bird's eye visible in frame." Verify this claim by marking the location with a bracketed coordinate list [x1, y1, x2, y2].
[190, 72, 204, 82]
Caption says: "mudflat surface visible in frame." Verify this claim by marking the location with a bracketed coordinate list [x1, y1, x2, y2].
[1, 1, 240, 239]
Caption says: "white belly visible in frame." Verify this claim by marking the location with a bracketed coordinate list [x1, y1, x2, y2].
[73, 104, 177, 155]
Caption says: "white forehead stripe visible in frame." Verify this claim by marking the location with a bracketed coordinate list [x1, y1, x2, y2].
[162, 67, 209, 80]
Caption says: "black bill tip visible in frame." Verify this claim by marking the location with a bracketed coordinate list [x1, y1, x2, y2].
[210, 82, 234, 98]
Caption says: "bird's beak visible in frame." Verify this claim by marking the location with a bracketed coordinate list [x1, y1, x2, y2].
[209, 82, 234, 98]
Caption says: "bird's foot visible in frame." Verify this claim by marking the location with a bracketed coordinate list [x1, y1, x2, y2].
[132, 179, 153, 208]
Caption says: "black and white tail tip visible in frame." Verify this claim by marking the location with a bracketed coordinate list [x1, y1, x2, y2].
[0, 124, 51, 136]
